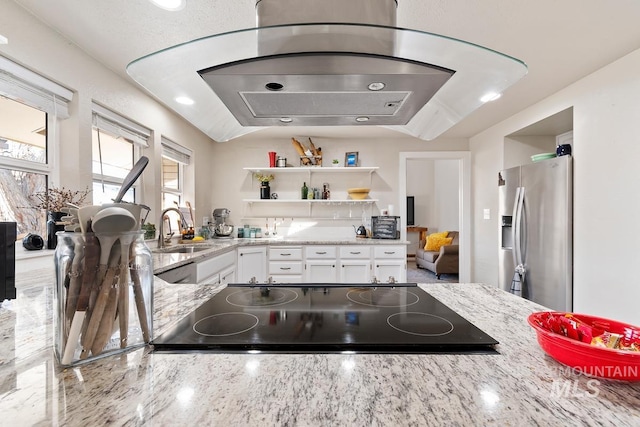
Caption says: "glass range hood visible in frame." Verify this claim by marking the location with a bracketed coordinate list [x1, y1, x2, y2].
[127, 0, 527, 142]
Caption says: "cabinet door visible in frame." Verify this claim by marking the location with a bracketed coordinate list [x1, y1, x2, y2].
[220, 265, 236, 285]
[339, 260, 371, 283]
[305, 260, 337, 283]
[373, 260, 406, 283]
[237, 246, 267, 283]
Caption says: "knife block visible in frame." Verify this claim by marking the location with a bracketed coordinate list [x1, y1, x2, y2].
[0, 222, 17, 300]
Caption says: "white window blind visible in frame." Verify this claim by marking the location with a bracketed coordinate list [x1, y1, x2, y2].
[91, 102, 150, 147]
[0, 56, 73, 118]
[161, 136, 192, 165]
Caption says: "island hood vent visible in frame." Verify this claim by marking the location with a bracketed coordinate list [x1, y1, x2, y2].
[127, 0, 527, 142]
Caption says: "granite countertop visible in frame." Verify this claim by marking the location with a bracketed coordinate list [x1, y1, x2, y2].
[2, 266, 639, 426]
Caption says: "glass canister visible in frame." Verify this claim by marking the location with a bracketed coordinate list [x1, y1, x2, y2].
[54, 231, 153, 366]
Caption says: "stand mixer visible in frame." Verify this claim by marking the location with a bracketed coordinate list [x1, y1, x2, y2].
[212, 208, 234, 238]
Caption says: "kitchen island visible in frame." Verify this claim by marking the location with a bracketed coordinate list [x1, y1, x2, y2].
[2, 269, 639, 425]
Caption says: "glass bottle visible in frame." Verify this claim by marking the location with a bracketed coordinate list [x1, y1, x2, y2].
[322, 183, 330, 200]
[301, 182, 309, 199]
[54, 231, 153, 366]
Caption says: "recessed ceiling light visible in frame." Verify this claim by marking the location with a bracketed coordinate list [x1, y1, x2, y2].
[480, 92, 501, 103]
[149, 0, 186, 11]
[175, 96, 194, 105]
[368, 82, 385, 91]
[279, 117, 293, 123]
[355, 116, 369, 122]
[0, 34, 8, 44]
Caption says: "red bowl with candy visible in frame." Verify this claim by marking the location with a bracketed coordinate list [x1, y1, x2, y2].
[528, 311, 640, 381]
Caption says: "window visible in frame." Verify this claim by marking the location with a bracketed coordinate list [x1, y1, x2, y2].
[161, 136, 192, 232]
[91, 103, 150, 205]
[0, 57, 72, 238]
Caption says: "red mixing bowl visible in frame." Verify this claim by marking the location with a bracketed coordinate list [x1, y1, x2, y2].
[528, 311, 640, 381]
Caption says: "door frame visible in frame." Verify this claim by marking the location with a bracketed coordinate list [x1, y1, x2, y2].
[399, 151, 471, 282]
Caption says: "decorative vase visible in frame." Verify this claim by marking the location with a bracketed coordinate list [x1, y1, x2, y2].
[47, 211, 65, 249]
[260, 183, 271, 199]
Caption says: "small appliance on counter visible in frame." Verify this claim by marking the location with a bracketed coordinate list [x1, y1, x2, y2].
[212, 208, 234, 239]
[1, 222, 16, 300]
[371, 216, 401, 239]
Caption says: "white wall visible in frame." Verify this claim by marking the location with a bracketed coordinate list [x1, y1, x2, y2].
[0, 2, 215, 225]
[504, 136, 556, 169]
[470, 47, 640, 325]
[208, 136, 468, 238]
[407, 158, 434, 227]
[433, 160, 460, 232]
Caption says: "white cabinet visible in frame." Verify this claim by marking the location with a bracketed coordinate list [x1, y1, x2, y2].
[195, 250, 236, 285]
[306, 260, 338, 283]
[338, 246, 371, 283]
[305, 246, 337, 282]
[268, 246, 303, 284]
[219, 265, 236, 285]
[372, 245, 407, 283]
[237, 246, 267, 283]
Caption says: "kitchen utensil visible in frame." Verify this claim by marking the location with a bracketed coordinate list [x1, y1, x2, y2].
[528, 311, 640, 381]
[80, 242, 121, 359]
[113, 156, 149, 203]
[61, 230, 99, 365]
[77, 205, 102, 234]
[116, 229, 138, 348]
[92, 207, 136, 284]
[215, 223, 234, 236]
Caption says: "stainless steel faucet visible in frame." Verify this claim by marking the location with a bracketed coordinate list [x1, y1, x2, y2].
[157, 207, 188, 249]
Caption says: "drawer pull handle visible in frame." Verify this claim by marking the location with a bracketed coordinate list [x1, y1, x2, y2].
[384, 251, 395, 255]
[281, 253, 291, 256]
[316, 251, 327, 254]
[280, 267, 291, 270]
[350, 251, 361, 254]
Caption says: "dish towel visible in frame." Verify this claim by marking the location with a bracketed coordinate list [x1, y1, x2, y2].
[510, 264, 526, 297]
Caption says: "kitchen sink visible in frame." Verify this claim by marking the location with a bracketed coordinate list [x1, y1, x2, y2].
[154, 245, 213, 254]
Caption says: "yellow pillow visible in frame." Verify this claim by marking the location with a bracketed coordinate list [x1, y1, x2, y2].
[424, 231, 448, 250]
[425, 235, 452, 252]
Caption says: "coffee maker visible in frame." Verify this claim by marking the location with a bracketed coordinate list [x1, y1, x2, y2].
[212, 208, 234, 238]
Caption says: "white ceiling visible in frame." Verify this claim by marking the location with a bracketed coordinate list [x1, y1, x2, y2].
[10, 0, 640, 140]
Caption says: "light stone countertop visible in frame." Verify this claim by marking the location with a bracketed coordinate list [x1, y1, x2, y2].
[2, 263, 640, 426]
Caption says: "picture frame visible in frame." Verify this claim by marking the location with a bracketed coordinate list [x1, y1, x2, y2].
[345, 151, 359, 167]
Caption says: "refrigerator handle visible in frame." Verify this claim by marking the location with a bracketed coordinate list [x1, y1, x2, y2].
[511, 186, 522, 267]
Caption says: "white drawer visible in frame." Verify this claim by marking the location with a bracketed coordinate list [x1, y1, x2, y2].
[304, 246, 337, 259]
[269, 246, 303, 260]
[269, 261, 303, 275]
[269, 274, 304, 284]
[374, 246, 406, 259]
[339, 246, 371, 259]
[196, 250, 235, 281]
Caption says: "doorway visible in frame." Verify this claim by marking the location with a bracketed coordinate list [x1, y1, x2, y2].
[399, 152, 471, 282]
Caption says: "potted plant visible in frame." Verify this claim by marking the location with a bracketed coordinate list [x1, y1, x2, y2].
[32, 186, 90, 249]
[332, 159, 340, 167]
[254, 173, 274, 199]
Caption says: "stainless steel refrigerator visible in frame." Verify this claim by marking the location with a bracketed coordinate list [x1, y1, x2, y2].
[498, 156, 572, 311]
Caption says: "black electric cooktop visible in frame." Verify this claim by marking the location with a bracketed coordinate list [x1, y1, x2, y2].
[152, 284, 498, 353]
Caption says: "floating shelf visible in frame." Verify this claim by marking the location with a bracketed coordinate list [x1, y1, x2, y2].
[243, 198, 378, 204]
[244, 166, 378, 174]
